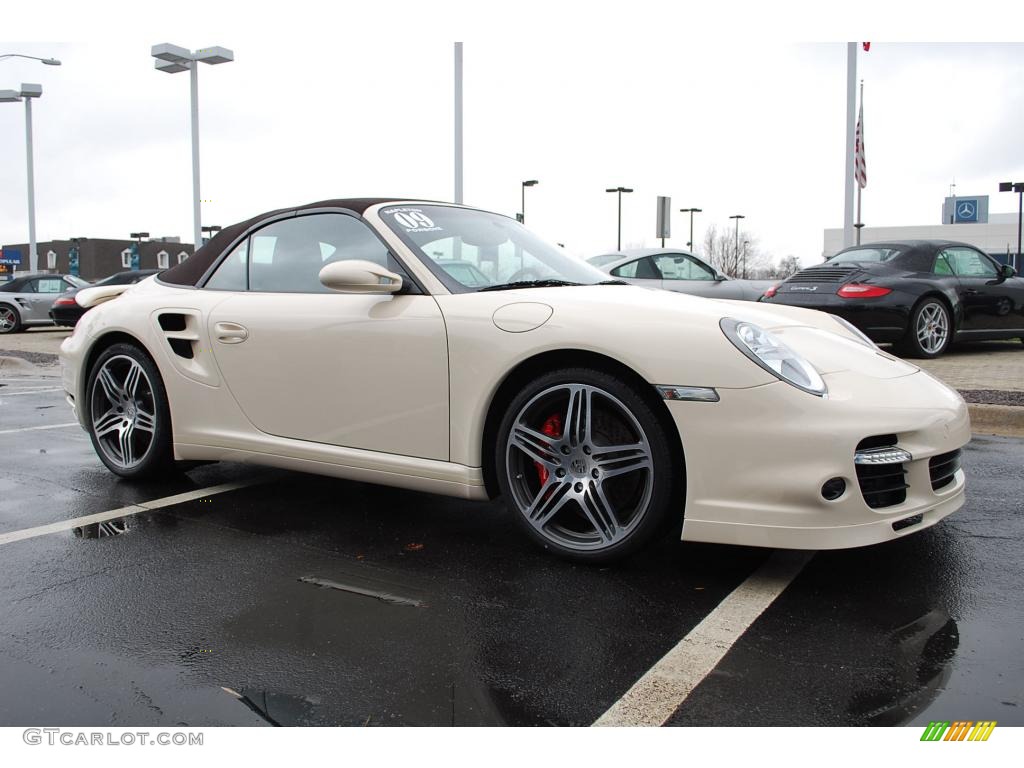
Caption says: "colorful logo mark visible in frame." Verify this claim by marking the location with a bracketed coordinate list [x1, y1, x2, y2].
[920, 721, 996, 741]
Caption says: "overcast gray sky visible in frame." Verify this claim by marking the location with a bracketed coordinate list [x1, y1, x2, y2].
[3, 4, 1023, 266]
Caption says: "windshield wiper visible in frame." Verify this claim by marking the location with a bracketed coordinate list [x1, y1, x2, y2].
[477, 279, 583, 292]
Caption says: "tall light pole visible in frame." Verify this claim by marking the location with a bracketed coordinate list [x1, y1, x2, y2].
[151, 44, 234, 249]
[729, 214, 745, 275]
[1, 84, 44, 272]
[742, 239, 750, 279]
[679, 207, 702, 253]
[201, 225, 222, 245]
[520, 180, 538, 224]
[606, 187, 634, 250]
[454, 42, 463, 204]
[999, 181, 1024, 271]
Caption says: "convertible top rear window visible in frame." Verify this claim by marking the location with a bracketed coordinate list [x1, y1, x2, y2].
[829, 247, 903, 264]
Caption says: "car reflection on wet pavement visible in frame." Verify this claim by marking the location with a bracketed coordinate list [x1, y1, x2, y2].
[1, 373, 1022, 726]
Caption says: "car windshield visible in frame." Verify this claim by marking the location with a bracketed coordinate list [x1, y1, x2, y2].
[66, 275, 91, 288]
[380, 205, 611, 292]
[828, 247, 903, 264]
[587, 254, 623, 267]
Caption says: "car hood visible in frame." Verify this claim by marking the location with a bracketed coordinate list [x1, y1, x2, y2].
[458, 284, 919, 380]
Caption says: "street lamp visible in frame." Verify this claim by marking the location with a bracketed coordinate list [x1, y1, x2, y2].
[742, 239, 750, 280]
[606, 187, 634, 250]
[729, 214, 745, 276]
[0, 54, 61, 66]
[520, 180, 539, 224]
[679, 207, 702, 252]
[1, 83, 44, 272]
[201, 225, 222, 245]
[999, 181, 1024, 271]
[151, 43, 234, 249]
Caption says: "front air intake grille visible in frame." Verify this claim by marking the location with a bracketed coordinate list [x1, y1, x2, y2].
[929, 449, 962, 491]
[787, 266, 858, 283]
[855, 435, 907, 509]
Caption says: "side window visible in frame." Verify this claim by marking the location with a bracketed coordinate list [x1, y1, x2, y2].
[610, 259, 640, 278]
[655, 254, 715, 281]
[944, 248, 997, 278]
[248, 213, 404, 293]
[205, 239, 249, 291]
[35, 277, 66, 293]
[933, 252, 954, 275]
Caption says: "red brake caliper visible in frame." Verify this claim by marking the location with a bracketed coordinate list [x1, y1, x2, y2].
[535, 413, 563, 486]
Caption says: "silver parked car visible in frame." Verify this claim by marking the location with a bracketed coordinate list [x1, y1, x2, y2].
[0, 273, 90, 334]
[588, 248, 774, 301]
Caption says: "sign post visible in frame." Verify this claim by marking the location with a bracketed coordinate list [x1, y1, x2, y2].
[656, 196, 671, 247]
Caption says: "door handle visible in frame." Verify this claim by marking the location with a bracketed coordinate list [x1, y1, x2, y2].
[964, 289, 979, 296]
[214, 321, 249, 344]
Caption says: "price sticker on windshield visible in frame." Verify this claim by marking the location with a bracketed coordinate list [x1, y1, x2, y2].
[386, 208, 442, 233]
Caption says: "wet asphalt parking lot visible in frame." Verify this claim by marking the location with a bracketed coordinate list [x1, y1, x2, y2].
[1, 367, 1022, 727]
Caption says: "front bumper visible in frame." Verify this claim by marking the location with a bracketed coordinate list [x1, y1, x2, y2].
[671, 369, 970, 549]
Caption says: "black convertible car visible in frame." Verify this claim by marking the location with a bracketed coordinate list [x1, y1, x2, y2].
[761, 240, 1024, 358]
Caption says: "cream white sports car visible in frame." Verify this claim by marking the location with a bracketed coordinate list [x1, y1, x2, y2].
[60, 199, 970, 563]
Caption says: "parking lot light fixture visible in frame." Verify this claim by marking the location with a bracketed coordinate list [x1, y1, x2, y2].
[606, 187, 634, 250]
[151, 43, 234, 250]
[520, 180, 539, 225]
[999, 181, 1024, 271]
[0, 53, 62, 66]
[680, 208, 702, 252]
[201, 225, 222, 245]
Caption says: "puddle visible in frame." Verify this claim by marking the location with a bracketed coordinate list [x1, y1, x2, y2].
[73, 518, 131, 539]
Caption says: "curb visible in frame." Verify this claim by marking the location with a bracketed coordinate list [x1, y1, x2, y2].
[968, 403, 1024, 439]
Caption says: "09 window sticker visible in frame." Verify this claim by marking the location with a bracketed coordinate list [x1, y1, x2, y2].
[385, 208, 443, 234]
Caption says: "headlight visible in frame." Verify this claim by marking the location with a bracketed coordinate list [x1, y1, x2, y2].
[720, 318, 827, 397]
[830, 314, 878, 349]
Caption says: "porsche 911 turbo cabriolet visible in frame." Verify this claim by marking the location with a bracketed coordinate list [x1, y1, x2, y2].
[60, 199, 970, 563]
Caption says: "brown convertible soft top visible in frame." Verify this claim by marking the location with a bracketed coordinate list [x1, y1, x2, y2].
[157, 197, 409, 287]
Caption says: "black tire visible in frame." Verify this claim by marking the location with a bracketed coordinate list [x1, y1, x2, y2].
[495, 367, 679, 564]
[898, 298, 952, 359]
[85, 342, 176, 479]
[0, 303, 23, 334]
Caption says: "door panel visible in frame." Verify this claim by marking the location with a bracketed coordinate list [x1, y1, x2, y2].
[944, 247, 1023, 332]
[209, 293, 449, 461]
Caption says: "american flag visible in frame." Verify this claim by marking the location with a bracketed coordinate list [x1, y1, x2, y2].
[854, 102, 867, 189]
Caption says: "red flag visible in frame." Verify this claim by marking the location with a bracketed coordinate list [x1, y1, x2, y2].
[855, 103, 867, 189]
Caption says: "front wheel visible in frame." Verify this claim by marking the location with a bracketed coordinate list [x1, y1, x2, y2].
[0, 304, 22, 334]
[495, 368, 679, 564]
[85, 343, 175, 479]
[900, 299, 952, 359]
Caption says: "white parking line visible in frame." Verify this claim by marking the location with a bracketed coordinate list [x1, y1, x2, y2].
[592, 550, 813, 727]
[0, 479, 264, 547]
[0, 387, 64, 396]
[0, 422, 80, 435]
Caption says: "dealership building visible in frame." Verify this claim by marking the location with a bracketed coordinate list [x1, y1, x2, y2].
[822, 194, 1021, 267]
[0, 238, 195, 282]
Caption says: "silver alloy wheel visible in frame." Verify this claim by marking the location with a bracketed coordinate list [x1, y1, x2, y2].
[505, 383, 654, 552]
[916, 302, 949, 354]
[90, 355, 157, 469]
[0, 306, 16, 333]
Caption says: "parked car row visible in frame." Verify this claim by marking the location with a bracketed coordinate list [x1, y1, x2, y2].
[587, 240, 1024, 359]
[0, 270, 161, 333]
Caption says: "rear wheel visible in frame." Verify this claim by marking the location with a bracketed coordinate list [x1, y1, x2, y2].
[900, 299, 951, 359]
[495, 367, 678, 564]
[85, 343, 175, 479]
[0, 304, 22, 334]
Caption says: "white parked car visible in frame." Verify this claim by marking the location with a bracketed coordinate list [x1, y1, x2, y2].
[60, 199, 970, 563]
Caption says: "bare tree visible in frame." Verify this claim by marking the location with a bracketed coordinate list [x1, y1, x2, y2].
[773, 255, 802, 279]
[703, 224, 769, 278]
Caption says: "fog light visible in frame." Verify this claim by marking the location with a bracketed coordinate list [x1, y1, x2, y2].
[821, 477, 846, 501]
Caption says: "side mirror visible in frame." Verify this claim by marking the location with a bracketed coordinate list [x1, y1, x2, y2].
[714, 273, 727, 282]
[319, 260, 403, 294]
[1000, 264, 1017, 279]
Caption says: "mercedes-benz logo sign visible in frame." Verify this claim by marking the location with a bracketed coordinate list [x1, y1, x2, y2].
[957, 201, 976, 219]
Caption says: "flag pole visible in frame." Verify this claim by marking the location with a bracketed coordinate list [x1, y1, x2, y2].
[843, 43, 857, 248]
[856, 79, 863, 245]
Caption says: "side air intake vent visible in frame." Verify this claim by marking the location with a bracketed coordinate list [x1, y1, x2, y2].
[158, 313, 188, 332]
